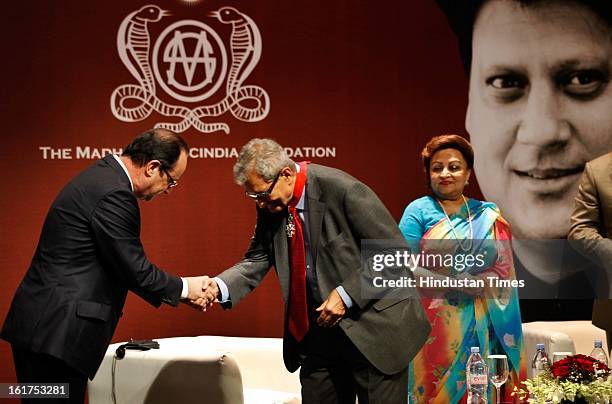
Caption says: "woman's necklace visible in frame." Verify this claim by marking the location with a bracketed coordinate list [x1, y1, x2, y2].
[436, 195, 473, 251]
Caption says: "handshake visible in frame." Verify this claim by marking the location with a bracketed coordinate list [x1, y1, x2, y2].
[182, 276, 220, 311]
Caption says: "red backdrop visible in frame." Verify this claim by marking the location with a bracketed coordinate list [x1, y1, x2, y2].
[0, 0, 476, 383]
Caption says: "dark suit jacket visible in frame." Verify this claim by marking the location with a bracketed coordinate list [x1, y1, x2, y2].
[568, 152, 612, 331]
[1, 155, 182, 379]
[217, 164, 431, 375]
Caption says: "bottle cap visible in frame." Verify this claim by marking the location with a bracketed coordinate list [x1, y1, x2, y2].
[470, 346, 480, 353]
[595, 340, 603, 348]
[536, 343, 545, 350]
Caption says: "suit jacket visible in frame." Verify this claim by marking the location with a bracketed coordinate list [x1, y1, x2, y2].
[568, 152, 612, 331]
[1, 155, 182, 379]
[217, 164, 431, 375]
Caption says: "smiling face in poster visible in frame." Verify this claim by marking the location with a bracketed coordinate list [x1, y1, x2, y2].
[466, 0, 612, 240]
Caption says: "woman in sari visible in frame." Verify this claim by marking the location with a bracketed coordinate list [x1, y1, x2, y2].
[400, 134, 525, 403]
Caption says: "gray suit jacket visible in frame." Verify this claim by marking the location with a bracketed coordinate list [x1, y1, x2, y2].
[568, 152, 612, 330]
[217, 164, 430, 375]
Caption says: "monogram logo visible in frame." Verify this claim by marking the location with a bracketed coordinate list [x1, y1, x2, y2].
[153, 20, 226, 102]
[111, 5, 270, 134]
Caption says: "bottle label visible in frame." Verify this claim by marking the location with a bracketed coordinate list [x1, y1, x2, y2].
[469, 375, 488, 385]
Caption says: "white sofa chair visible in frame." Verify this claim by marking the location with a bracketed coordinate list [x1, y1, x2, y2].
[88, 336, 300, 404]
[197, 336, 300, 404]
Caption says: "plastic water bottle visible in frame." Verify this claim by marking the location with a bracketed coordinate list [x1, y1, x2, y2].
[466, 346, 488, 403]
[590, 340, 609, 368]
[531, 343, 550, 377]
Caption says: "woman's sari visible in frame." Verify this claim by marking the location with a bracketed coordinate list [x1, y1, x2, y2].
[399, 196, 526, 403]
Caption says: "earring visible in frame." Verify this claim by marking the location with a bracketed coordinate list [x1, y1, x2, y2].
[465, 180, 469, 186]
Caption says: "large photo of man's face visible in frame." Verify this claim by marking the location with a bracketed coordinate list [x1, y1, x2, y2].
[466, 0, 612, 241]
[437, 0, 612, 311]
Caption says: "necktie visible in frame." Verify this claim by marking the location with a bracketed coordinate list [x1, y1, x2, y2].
[287, 162, 309, 342]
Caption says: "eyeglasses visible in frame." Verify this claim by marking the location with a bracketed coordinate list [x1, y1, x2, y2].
[160, 166, 178, 189]
[245, 172, 281, 201]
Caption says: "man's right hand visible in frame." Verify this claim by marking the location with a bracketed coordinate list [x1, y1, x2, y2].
[184, 276, 219, 311]
[182, 276, 217, 310]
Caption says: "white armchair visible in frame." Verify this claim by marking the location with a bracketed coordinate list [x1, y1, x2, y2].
[88, 336, 301, 404]
[197, 336, 300, 404]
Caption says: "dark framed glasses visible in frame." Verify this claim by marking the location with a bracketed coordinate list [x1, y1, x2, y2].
[160, 165, 178, 189]
[245, 171, 281, 201]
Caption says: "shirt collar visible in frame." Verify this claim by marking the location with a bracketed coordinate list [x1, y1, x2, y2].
[295, 163, 306, 210]
[112, 154, 134, 191]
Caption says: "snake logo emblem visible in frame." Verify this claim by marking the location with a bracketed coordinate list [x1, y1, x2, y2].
[111, 5, 270, 134]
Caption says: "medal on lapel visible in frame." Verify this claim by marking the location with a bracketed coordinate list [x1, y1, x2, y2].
[286, 212, 296, 238]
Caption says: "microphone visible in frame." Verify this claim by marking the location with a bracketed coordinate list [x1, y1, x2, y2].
[115, 338, 160, 359]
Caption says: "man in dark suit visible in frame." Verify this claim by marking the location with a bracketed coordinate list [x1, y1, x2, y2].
[1, 129, 210, 404]
[201, 138, 430, 404]
[569, 152, 612, 348]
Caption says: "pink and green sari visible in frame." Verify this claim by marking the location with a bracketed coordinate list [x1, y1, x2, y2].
[399, 196, 526, 403]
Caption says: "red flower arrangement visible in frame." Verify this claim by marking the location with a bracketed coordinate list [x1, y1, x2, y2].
[514, 354, 612, 403]
[551, 354, 610, 382]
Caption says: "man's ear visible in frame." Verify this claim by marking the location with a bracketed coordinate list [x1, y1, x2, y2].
[281, 166, 294, 184]
[144, 160, 162, 178]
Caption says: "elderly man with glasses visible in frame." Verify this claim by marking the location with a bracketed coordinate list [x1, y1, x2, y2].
[199, 138, 430, 404]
